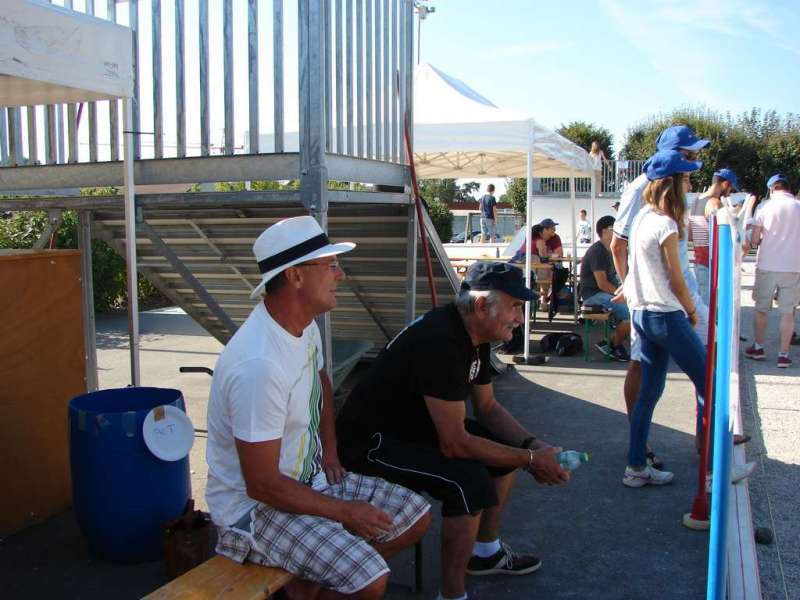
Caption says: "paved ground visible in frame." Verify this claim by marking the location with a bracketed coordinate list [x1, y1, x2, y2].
[2, 260, 797, 599]
[738, 260, 800, 600]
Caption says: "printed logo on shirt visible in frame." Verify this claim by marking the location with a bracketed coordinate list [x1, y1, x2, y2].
[468, 357, 481, 382]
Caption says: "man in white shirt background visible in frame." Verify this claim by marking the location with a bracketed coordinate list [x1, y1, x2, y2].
[744, 174, 800, 368]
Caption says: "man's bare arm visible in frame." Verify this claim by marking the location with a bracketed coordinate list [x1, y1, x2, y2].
[318, 369, 345, 484]
[424, 395, 568, 484]
[610, 234, 628, 281]
[236, 438, 393, 539]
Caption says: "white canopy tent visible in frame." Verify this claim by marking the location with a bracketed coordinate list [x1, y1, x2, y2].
[0, 0, 138, 385]
[413, 63, 595, 360]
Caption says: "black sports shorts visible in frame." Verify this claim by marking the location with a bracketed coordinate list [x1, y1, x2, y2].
[339, 419, 517, 517]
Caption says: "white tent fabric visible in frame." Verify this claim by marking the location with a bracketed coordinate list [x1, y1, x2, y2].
[0, 0, 138, 385]
[413, 63, 594, 179]
[0, 0, 133, 107]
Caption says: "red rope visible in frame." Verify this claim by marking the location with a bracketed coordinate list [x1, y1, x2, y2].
[402, 102, 437, 308]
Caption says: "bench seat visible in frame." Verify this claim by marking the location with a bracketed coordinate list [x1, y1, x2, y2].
[142, 555, 293, 600]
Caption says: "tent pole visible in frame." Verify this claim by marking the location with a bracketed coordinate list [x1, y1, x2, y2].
[570, 170, 578, 324]
[122, 97, 141, 386]
[590, 173, 596, 244]
[523, 138, 533, 360]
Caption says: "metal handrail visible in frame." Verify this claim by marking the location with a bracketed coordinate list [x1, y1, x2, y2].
[537, 159, 646, 196]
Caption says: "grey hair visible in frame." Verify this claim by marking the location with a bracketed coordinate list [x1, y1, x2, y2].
[454, 289, 500, 318]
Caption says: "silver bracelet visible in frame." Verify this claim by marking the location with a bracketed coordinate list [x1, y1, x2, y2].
[527, 448, 534, 471]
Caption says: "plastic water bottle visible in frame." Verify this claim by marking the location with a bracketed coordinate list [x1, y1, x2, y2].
[557, 450, 589, 471]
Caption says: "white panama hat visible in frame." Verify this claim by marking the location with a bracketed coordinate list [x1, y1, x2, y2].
[250, 215, 355, 299]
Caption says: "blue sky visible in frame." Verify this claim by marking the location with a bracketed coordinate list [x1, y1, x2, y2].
[418, 0, 800, 155]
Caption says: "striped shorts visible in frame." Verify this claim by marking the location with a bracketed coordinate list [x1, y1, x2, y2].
[215, 472, 429, 595]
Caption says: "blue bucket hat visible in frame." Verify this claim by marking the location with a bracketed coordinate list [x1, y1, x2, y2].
[656, 125, 710, 152]
[714, 168, 739, 191]
[767, 173, 788, 189]
[644, 150, 703, 181]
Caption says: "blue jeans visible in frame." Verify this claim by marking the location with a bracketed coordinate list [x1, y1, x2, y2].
[629, 309, 707, 467]
[582, 291, 630, 322]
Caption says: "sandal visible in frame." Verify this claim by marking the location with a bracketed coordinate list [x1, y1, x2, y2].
[734, 434, 751, 445]
[645, 451, 665, 470]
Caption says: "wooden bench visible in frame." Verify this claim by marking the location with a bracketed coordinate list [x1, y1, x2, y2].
[142, 555, 293, 600]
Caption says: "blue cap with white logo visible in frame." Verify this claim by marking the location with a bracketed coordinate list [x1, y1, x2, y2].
[714, 168, 739, 191]
[767, 173, 788, 189]
[656, 125, 710, 152]
[644, 150, 703, 181]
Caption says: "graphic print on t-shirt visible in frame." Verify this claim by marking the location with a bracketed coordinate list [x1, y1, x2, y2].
[290, 342, 323, 484]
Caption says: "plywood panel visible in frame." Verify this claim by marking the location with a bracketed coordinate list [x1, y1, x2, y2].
[0, 250, 86, 536]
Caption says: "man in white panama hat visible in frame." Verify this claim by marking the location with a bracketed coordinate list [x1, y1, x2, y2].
[206, 216, 431, 600]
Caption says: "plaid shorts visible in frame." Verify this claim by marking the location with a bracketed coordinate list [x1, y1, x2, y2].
[215, 472, 429, 594]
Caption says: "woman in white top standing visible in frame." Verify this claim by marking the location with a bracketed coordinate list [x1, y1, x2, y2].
[589, 141, 607, 194]
[622, 150, 706, 487]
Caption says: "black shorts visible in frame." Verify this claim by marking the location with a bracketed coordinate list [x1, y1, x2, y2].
[339, 419, 516, 517]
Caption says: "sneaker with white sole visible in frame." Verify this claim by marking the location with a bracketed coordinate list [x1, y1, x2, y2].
[466, 542, 541, 576]
[744, 345, 765, 360]
[777, 355, 792, 368]
[705, 461, 757, 493]
[622, 465, 674, 488]
[595, 340, 615, 359]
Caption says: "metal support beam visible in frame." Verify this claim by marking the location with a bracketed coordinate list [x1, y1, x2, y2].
[92, 221, 230, 343]
[341, 269, 391, 340]
[404, 201, 418, 323]
[138, 218, 238, 335]
[186, 220, 255, 292]
[273, 0, 285, 153]
[299, 0, 333, 376]
[78, 211, 98, 391]
[122, 97, 140, 386]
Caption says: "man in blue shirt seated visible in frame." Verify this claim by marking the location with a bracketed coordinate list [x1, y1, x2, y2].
[580, 215, 631, 361]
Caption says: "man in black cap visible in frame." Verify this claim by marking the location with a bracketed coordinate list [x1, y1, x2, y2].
[337, 261, 569, 600]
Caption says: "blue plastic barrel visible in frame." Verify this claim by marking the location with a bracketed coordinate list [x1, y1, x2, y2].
[69, 387, 192, 563]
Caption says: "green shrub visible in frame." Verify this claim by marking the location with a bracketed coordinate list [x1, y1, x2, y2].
[426, 198, 453, 243]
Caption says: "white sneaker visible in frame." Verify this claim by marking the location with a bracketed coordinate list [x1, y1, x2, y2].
[705, 461, 757, 492]
[623, 465, 674, 488]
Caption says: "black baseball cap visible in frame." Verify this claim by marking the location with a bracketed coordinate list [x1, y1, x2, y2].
[460, 261, 535, 302]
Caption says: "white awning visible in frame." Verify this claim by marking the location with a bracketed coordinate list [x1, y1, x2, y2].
[412, 63, 593, 179]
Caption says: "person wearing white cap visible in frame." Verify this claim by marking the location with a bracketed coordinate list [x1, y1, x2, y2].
[744, 174, 800, 367]
[205, 216, 431, 599]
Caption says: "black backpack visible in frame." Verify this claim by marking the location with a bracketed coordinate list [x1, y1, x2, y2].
[540, 332, 583, 356]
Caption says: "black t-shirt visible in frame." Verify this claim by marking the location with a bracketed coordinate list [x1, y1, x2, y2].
[337, 303, 492, 448]
[580, 240, 617, 300]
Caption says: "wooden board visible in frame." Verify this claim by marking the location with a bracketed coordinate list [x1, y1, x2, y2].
[0, 250, 86, 536]
[142, 555, 293, 600]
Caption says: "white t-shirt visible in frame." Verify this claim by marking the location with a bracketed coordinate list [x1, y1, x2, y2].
[206, 302, 325, 526]
[612, 173, 648, 241]
[754, 191, 800, 273]
[624, 208, 683, 313]
[577, 219, 591, 241]
[613, 173, 699, 296]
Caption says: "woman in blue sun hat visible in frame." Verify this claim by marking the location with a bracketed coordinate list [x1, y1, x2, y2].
[621, 149, 707, 488]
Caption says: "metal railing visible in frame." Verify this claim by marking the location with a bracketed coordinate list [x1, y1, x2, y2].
[537, 159, 645, 196]
[0, 0, 412, 168]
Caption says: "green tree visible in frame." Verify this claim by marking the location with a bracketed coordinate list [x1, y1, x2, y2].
[622, 107, 800, 193]
[558, 121, 615, 159]
[418, 179, 458, 203]
[501, 177, 527, 216]
[426, 197, 453, 242]
[458, 181, 481, 201]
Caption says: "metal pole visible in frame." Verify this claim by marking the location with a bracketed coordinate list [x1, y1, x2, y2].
[78, 211, 98, 392]
[570, 171, 578, 324]
[122, 98, 140, 386]
[523, 127, 533, 360]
